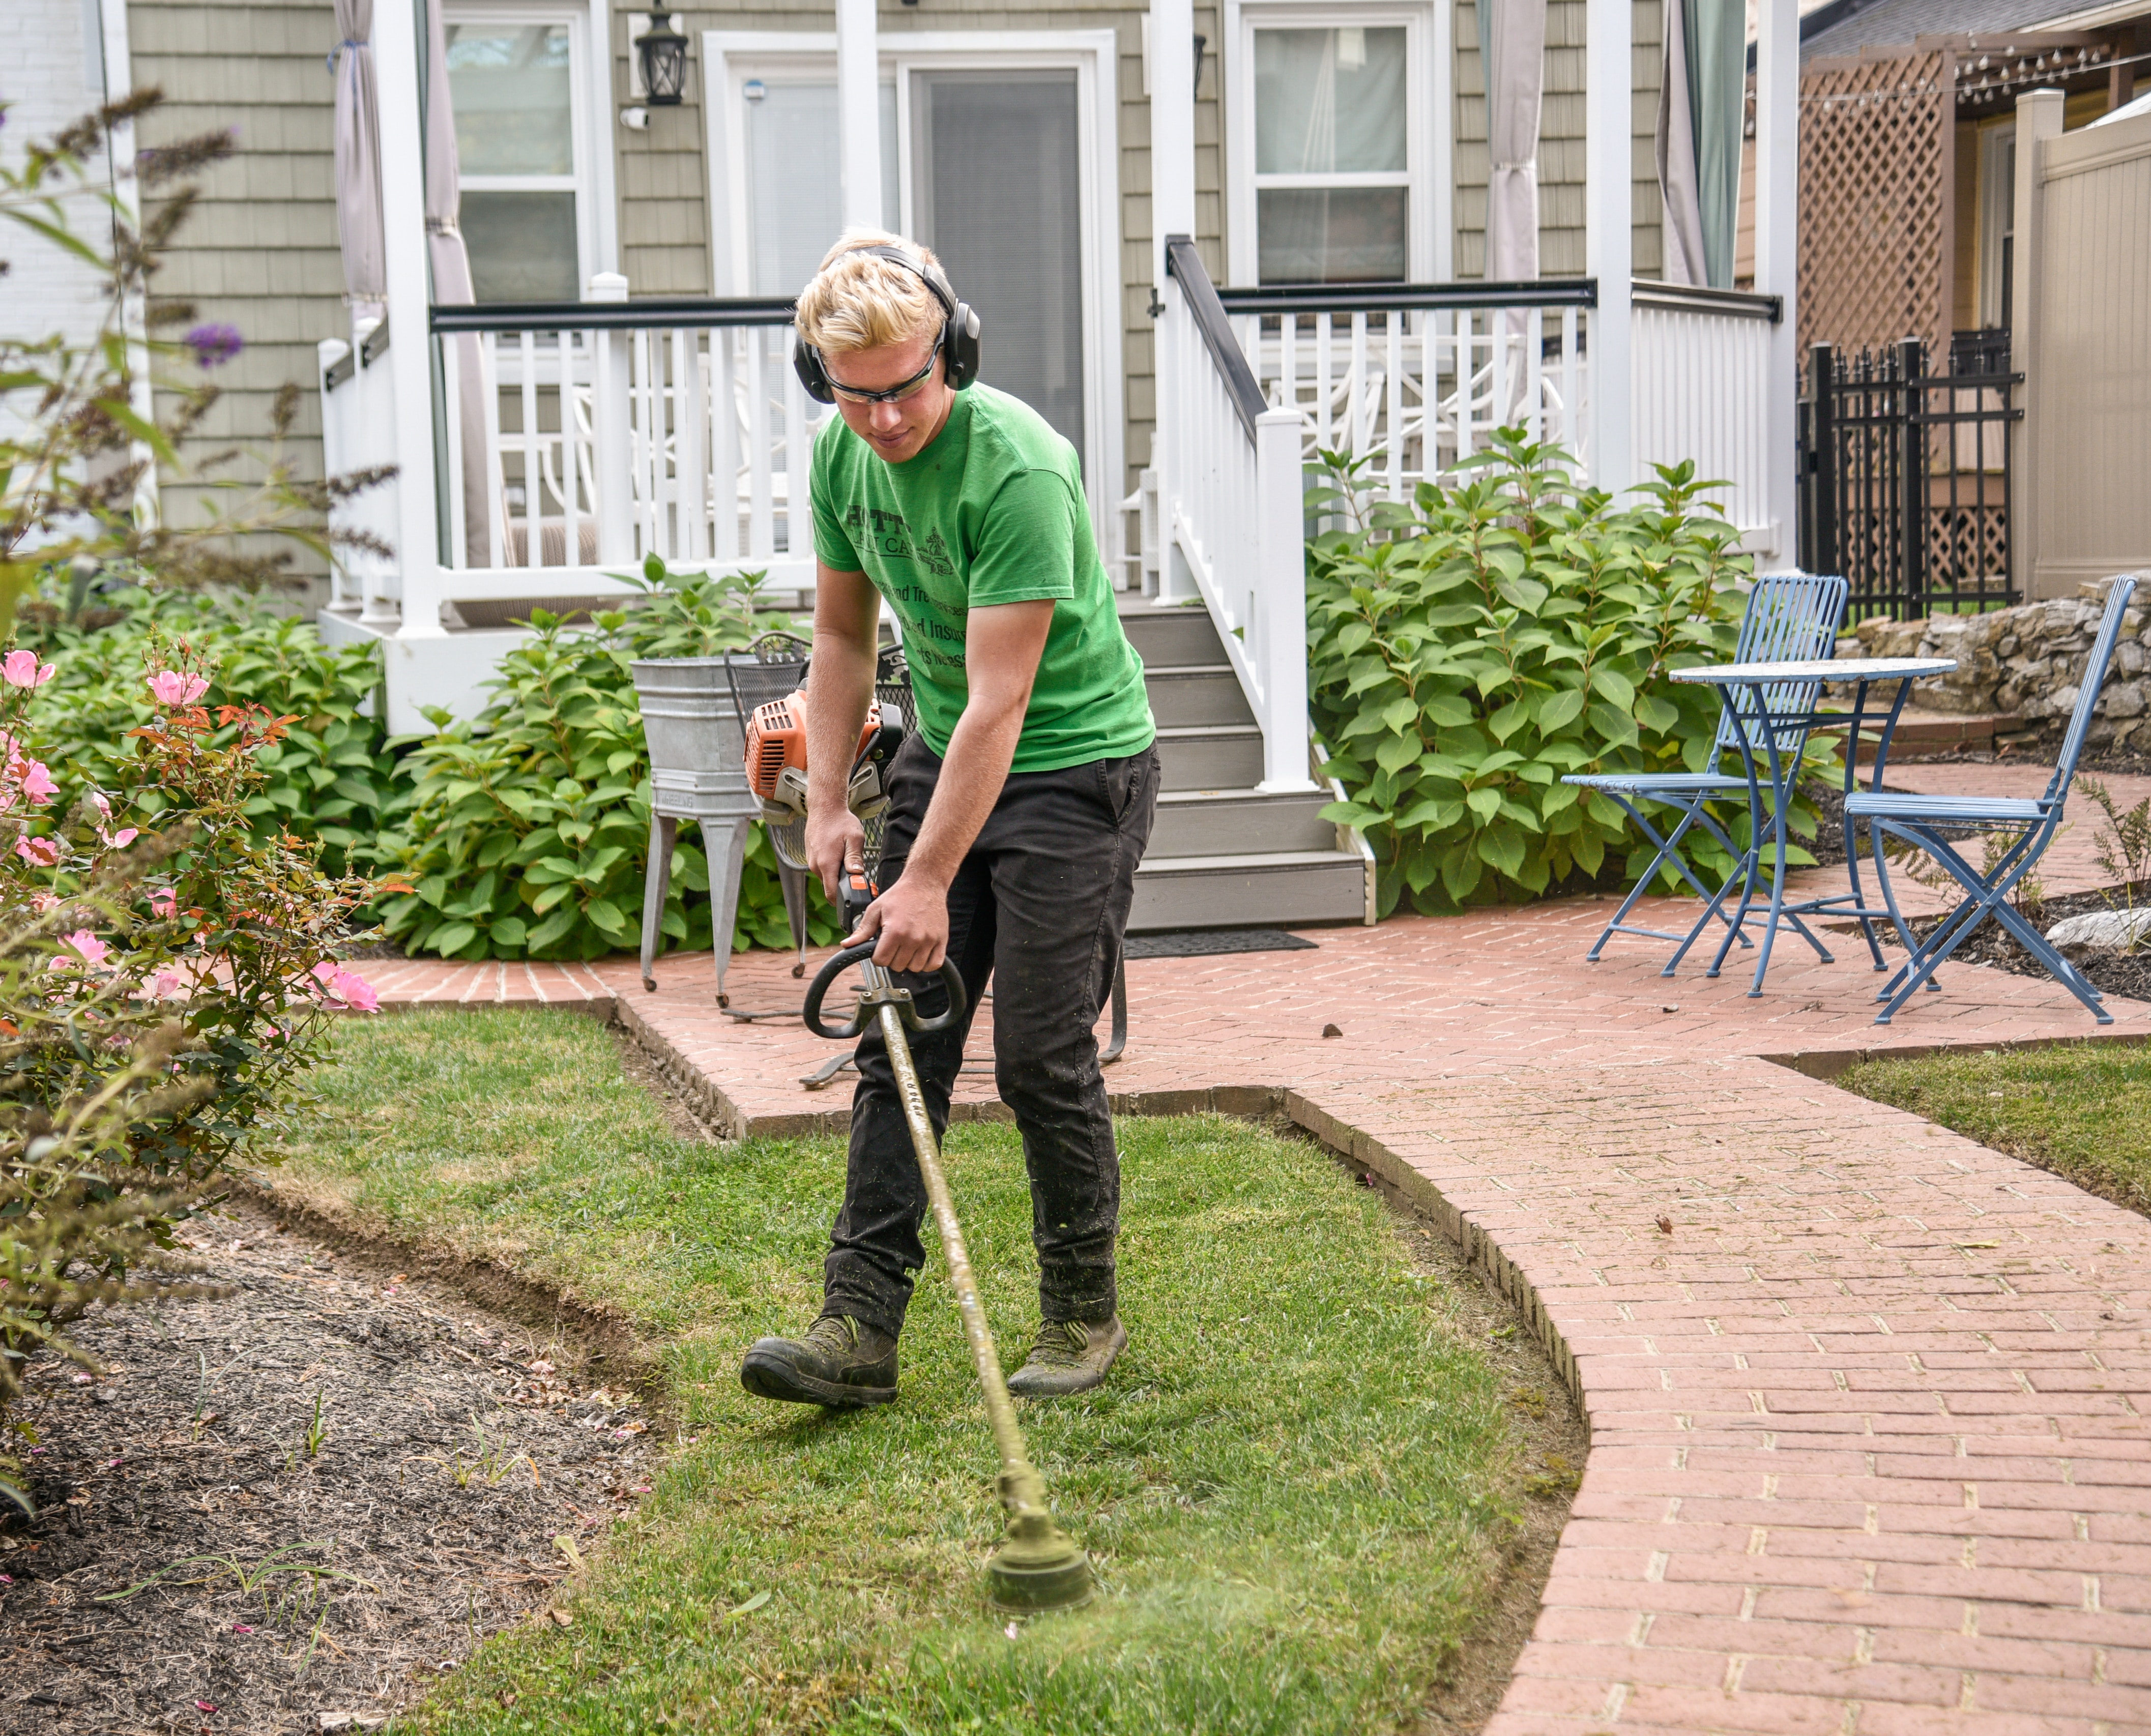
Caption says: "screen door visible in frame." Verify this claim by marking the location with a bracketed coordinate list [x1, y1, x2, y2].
[911, 70, 1085, 461]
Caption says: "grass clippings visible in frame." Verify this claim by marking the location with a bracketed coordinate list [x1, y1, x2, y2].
[1839, 1038, 2151, 1216]
[266, 1008, 1537, 1735]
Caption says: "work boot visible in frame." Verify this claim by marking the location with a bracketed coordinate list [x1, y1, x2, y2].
[1006, 1316, 1127, 1398]
[740, 1314, 898, 1407]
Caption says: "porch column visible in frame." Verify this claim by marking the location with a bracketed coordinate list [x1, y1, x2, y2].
[373, 0, 442, 633]
[1148, 0, 1196, 291]
[1584, 0, 1633, 494]
[1753, 0, 1800, 571]
[836, 0, 881, 232]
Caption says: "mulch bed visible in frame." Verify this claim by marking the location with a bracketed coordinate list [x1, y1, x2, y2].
[0, 1199, 659, 1736]
[1895, 884, 2151, 1005]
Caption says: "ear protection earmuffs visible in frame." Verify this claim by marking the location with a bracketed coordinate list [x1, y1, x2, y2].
[793, 244, 981, 404]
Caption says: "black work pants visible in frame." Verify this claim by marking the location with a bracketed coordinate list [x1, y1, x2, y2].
[822, 733, 1161, 1337]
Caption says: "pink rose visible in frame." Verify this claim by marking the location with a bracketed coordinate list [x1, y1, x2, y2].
[30, 892, 59, 913]
[99, 827, 138, 850]
[89, 792, 110, 820]
[152, 969, 187, 998]
[15, 760, 56, 804]
[149, 888, 177, 917]
[311, 960, 381, 1013]
[57, 930, 109, 967]
[2, 650, 55, 689]
[147, 670, 210, 707]
[14, 836, 58, 867]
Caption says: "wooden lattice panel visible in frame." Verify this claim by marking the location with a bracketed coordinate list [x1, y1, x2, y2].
[1799, 52, 1954, 357]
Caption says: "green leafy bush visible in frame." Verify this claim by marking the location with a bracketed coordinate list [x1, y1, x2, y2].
[1307, 433, 1834, 914]
[19, 587, 390, 875]
[374, 562, 846, 962]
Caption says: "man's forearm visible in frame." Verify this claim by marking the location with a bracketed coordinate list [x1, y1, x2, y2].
[900, 695, 1026, 890]
[806, 597, 878, 825]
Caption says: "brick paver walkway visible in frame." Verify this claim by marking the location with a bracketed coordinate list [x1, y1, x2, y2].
[356, 762, 2151, 1735]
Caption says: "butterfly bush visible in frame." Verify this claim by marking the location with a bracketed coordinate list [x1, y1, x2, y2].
[0, 637, 382, 1506]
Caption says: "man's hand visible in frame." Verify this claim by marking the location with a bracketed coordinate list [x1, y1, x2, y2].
[847, 867, 952, 973]
[805, 805, 866, 902]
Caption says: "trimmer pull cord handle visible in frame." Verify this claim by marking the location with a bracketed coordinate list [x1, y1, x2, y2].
[801, 940, 968, 1041]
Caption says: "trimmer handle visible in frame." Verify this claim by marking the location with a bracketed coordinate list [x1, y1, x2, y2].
[801, 941, 968, 1041]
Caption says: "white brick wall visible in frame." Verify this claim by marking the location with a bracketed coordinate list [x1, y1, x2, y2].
[1, 0, 119, 355]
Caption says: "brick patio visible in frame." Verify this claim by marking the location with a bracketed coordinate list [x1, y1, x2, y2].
[356, 759, 2151, 1735]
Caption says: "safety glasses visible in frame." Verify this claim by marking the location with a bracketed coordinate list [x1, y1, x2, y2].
[824, 333, 945, 406]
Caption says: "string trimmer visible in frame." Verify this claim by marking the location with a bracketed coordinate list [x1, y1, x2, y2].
[801, 794, 1094, 1615]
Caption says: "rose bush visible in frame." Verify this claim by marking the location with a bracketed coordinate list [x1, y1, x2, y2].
[16, 585, 392, 878]
[0, 638, 379, 1505]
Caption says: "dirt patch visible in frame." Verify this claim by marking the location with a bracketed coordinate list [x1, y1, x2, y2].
[1294, 1134, 1587, 1736]
[0, 1198, 660, 1736]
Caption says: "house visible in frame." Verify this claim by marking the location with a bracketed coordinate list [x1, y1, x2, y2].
[5, 0, 1813, 927]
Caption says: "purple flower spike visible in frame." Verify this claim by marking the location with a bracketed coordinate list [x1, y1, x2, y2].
[184, 322, 244, 368]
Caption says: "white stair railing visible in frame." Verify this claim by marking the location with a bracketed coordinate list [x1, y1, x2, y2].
[1155, 237, 1315, 794]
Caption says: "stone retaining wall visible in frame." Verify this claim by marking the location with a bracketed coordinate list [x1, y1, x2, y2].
[1842, 574, 2151, 748]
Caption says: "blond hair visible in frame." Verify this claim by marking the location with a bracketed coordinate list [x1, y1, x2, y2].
[794, 228, 944, 355]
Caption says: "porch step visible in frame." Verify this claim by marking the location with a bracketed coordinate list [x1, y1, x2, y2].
[1143, 662, 1257, 728]
[1150, 786, 1340, 857]
[1130, 849, 1371, 931]
[1154, 723, 1267, 791]
[1114, 590, 1370, 929]
[1119, 596, 1226, 666]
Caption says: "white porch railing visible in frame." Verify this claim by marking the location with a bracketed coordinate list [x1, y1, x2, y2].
[1221, 279, 1596, 496]
[317, 319, 403, 625]
[321, 280, 829, 632]
[1630, 281, 1785, 552]
[1145, 250, 1789, 797]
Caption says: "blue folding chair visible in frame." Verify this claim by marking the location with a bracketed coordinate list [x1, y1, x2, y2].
[1567, 573, 1849, 971]
[1851, 572, 2139, 1025]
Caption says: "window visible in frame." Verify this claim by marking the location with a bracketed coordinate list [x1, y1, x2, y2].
[1252, 25, 1409, 282]
[1978, 123, 2016, 331]
[448, 18, 587, 302]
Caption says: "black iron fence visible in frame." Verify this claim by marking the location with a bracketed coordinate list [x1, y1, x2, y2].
[1797, 335, 2020, 622]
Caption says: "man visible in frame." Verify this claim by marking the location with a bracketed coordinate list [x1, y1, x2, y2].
[739, 230, 1159, 1408]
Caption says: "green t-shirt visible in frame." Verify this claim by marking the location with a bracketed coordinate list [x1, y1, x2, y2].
[809, 384, 1155, 773]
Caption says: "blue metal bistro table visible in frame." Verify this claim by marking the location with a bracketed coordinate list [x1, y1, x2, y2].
[1666, 655, 1958, 996]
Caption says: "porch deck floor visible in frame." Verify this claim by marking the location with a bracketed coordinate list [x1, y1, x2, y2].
[352, 760, 2151, 1735]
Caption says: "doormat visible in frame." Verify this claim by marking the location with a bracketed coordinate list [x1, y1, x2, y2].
[1123, 928, 1318, 960]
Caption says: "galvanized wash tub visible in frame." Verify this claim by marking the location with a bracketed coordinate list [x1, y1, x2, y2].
[630, 655, 766, 1004]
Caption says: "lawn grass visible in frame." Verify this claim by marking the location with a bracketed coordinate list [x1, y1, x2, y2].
[272, 1008, 1529, 1735]
[1838, 1038, 2151, 1215]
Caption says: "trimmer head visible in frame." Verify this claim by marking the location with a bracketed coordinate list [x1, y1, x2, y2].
[985, 1511, 1093, 1613]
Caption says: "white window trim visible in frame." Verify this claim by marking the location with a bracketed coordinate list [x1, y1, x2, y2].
[701, 28, 1125, 564]
[1977, 120, 2016, 330]
[1222, 0, 1448, 288]
[444, 0, 617, 296]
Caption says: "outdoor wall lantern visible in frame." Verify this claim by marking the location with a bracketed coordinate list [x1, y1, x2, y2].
[636, 9, 689, 106]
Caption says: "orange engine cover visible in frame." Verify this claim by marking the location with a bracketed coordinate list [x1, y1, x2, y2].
[744, 691, 809, 801]
[742, 690, 879, 799]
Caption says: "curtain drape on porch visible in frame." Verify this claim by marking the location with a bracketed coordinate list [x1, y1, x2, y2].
[1477, 0, 1546, 285]
[1656, 0, 1745, 287]
[424, 0, 491, 567]
[331, 0, 385, 320]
